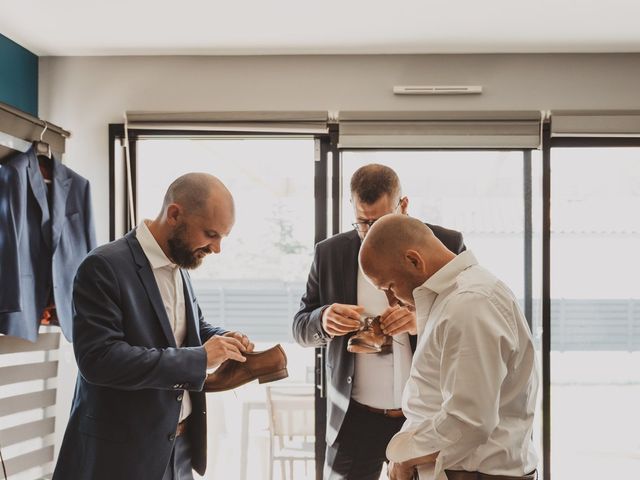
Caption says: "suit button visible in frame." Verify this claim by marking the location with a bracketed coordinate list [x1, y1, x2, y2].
[347, 376, 352, 384]
[177, 394, 183, 402]
[168, 433, 176, 441]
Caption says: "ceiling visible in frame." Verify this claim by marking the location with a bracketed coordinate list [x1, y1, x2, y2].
[2, 0, 640, 56]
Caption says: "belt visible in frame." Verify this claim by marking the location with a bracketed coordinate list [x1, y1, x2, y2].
[176, 419, 189, 437]
[351, 399, 405, 419]
[445, 470, 537, 480]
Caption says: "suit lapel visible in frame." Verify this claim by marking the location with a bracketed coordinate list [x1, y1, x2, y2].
[343, 231, 361, 304]
[25, 148, 52, 250]
[125, 232, 177, 347]
[50, 156, 72, 253]
[180, 270, 201, 347]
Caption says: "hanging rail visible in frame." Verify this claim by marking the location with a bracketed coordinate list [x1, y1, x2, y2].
[0, 102, 70, 159]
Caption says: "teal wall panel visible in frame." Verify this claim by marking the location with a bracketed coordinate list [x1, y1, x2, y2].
[0, 33, 38, 116]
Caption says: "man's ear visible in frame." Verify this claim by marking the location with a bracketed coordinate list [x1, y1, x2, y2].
[405, 249, 425, 272]
[400, 196, 409, 215]
[166, 204, 182, 225]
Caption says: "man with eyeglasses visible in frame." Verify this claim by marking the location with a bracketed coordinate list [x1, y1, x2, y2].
[293, 164, 466, 479]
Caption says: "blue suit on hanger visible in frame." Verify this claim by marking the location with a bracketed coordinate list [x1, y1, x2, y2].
[0, 146, 96, 341]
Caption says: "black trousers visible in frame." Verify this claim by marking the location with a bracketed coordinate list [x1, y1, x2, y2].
[162, 435, 194, 480]
[324, 402, 406, 480]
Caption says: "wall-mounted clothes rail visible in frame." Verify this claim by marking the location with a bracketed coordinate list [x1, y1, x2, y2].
[0, 102, 71, 161]
[0, 130, 31, 153]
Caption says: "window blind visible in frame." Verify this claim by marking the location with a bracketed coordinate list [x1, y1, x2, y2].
[551, 110, 640, 137]
[124, 111, 329, 134]
[338, 111, 542, 149]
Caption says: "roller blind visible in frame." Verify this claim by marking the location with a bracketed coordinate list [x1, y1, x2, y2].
[125, 111, 329, 134]
[551, 110, 640, 137]
[338, 111, 542, 149]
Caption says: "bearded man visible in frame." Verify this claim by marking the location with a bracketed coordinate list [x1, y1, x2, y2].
[54, 173, 255, 480]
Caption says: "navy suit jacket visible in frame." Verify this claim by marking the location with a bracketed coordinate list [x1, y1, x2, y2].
[53, 231, 225, 480]
[292, 224, 465, 446]
[0, 147, 96, 341]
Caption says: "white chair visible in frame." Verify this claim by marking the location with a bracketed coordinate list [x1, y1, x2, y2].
[265, 384, 315, 480]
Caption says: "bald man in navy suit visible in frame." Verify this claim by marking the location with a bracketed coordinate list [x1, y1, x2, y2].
[54, 173, 255, 480]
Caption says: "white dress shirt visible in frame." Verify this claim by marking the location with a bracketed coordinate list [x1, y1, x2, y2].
[351, 266, 413, 409]
[136, 220, 191, 422]
[386, 251, 538, 480]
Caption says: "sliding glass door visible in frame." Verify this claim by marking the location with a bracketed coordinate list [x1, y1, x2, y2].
[110, 125, 640, 480]
[550, 146, 640, 479]
[339, 150, 544, 479]
[134, 136, 319, 480]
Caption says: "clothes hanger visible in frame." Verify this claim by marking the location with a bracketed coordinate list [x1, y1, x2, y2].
[34, 121, 52, 158]
[34, 121, 53, 184]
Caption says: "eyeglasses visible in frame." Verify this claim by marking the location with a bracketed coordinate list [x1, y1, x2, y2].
[351, 219, 377, 232]
[351, 198, 403, 232]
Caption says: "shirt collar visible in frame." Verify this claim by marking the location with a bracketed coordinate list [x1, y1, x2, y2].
[413, 250, 478, 298]
[136, 220, 175, 270]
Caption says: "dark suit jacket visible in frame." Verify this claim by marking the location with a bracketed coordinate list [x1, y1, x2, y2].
[0, 147, 96, 341]
[53, 231, 225, 480]
[292, 224, 465, 446]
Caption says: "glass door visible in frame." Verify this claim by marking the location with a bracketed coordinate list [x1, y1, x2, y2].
[339, 150, 544, 479]
[135, 136, 318, 480]
[550, 146, 640, 479]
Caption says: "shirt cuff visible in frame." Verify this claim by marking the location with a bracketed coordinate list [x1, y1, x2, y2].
[319, 305, 334, 339]
[386, 417, 461, 463]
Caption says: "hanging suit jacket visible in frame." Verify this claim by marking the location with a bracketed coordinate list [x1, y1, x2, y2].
[292, 225, 465, 446]
[53, 231, 225, 480]
[0, 147, 96, 341]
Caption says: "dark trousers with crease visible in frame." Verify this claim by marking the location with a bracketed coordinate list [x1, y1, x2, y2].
[162, 435, 194, 480]
[324, 402, 406, 480]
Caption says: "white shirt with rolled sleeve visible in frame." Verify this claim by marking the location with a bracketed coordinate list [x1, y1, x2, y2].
[386, 251, 538, 480]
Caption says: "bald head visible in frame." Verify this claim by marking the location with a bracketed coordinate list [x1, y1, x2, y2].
[360, 214, 435, 271]
[359, 214, 455, 307]
[149, 172, 235, 270]
[162, 172, 233, 216]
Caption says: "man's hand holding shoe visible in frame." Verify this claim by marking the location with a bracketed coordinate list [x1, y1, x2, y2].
[203, 332, 254, 370]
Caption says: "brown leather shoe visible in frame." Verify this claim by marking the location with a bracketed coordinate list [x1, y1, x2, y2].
[203, 344, 288, 393]
[347, 316, 392, 354]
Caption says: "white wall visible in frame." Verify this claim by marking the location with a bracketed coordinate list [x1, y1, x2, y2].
[39, 53, 640, 244]
[38, 52, 640, 459]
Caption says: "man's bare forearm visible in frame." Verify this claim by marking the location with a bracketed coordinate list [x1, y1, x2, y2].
[400, 451, 439, 468]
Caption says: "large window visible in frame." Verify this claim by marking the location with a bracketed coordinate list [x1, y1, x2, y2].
[340, 150, 544, 477]
[550, 146, 640, 479]
[136, 136, 317, 480]
[109, 120, 640, 480]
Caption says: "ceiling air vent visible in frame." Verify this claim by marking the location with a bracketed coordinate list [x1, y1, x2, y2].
[393, 85, 482, 95]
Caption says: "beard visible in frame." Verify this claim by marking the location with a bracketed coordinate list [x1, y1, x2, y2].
[167, 223, 209, 269]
